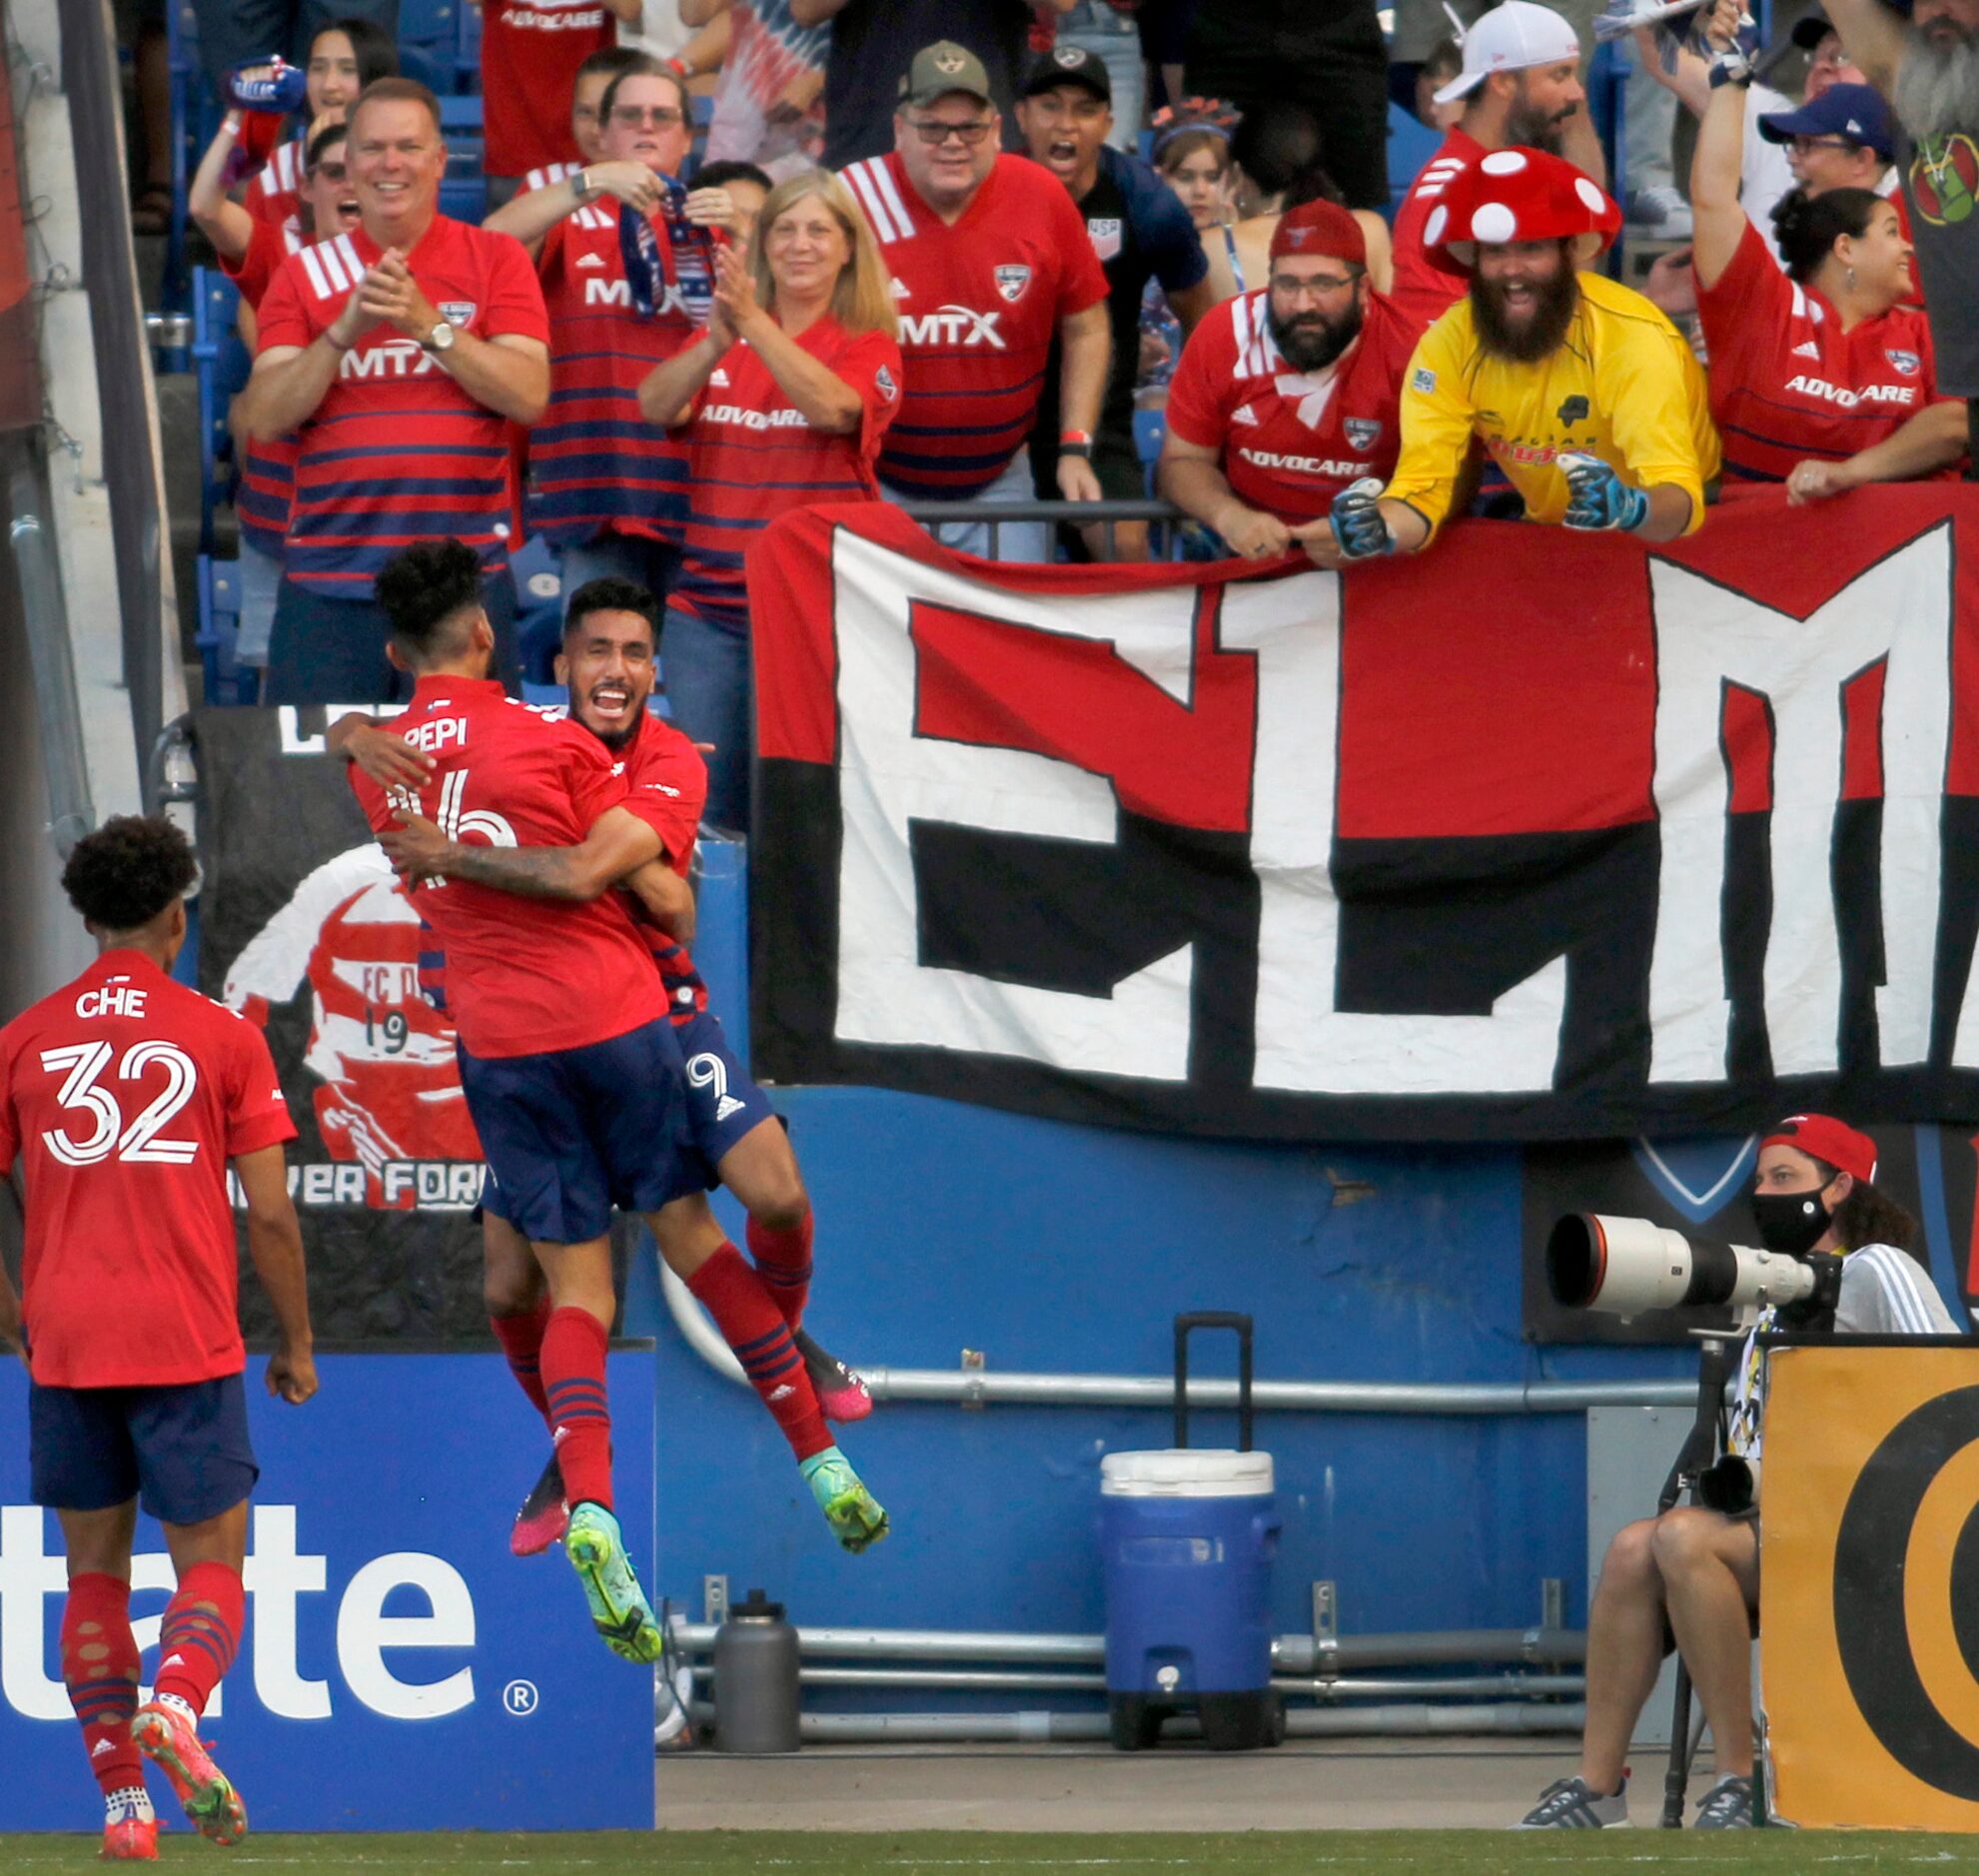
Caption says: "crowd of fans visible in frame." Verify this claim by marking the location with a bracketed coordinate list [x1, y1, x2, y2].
[159, 0, 1979, 820]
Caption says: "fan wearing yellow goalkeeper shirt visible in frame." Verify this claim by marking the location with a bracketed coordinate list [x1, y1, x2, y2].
[1313, 148, 1720, 563]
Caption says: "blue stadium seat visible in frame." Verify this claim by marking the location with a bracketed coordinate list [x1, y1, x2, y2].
[1387, 100, 1441, 225]
[439, 94, 485, 135]
[192, 267, 250, 553]
[196, 556, 260, 705]
[399, 0, 459, 51]
[456, 0, 483, 88]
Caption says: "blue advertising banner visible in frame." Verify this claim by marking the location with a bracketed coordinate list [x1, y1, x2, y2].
[0, 1351, 655, 1831]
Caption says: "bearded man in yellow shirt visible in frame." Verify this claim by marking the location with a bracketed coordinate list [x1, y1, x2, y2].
[1316, 147, 1720, 562]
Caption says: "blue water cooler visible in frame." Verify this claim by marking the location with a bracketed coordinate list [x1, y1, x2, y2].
[1100, 1314, 1284, 1751]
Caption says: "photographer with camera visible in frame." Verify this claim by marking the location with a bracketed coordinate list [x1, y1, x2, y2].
[1519, 1114, 1959, 1832]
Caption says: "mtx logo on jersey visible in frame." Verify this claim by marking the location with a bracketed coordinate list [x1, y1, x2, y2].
[0, 1504, 476, 1722]
[899, 304, 1006, 348]
[341, 341, 453, 381]
[583, 277, 690, 316]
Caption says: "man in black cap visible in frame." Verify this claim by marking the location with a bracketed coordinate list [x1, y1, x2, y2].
[1016, 45, 1225, 558]
[801, 0, 1075, 169]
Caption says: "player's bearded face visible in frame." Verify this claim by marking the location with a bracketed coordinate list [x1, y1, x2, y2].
[1893, 12, 1979, 139]
[559, 611, 657, 750]
[1266, 283, 1365, 373]
[1471, 241, 1579, 362]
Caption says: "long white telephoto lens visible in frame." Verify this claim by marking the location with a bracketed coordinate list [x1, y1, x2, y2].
[1545, 1214, 1820, 1321]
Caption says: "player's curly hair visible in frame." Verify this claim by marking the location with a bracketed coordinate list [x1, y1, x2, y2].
[564, 577, 660, 645]
[377, 540, 485, 663]
[61, 815, 198, 933]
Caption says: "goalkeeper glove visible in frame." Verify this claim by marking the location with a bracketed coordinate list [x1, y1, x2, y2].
[1328, 477, 1394, 560]
[1558, 453, 1650, 533]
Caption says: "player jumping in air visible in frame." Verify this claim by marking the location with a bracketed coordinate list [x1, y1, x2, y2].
[0, 817, 317, 1857]
[337, 573, 886, 1555]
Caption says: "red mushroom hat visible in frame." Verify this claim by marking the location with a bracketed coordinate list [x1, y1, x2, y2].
[1421, 147, 1621, 273]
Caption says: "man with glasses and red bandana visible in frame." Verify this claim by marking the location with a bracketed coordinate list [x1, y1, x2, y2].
[1157, 199, 1417, 564]
[841, 41, 1110, 562]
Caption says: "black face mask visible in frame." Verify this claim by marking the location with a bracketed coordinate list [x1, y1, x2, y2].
[1751, 1188, 1832, 1256]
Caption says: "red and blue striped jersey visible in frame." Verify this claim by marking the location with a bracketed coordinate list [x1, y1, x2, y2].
[527, 201, 698, 548]
[839, 153, 1106, 499]
[673, 315, 900, 629]
[221, 215, 307, 557]
[255, 216, 550, 596]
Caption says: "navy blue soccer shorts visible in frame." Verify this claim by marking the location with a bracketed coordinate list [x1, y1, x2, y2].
[674, 1011, 778, 1169]
[30, 1373, 258, 1525]
[457, 1015, 701, 1244]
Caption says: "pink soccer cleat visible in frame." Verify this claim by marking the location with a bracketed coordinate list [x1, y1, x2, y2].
[795, 1329, 873, 1423]
[510, 1451, 570, 1556]
[131, 1700, 247, 1846]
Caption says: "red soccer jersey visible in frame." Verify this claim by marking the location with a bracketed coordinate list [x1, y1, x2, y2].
[348, 676, 673, 1058]
[529, 200, 698, 548]
[244, 134, 308, 230]
[617, 710, 712, 1024]
[839, 152, 1108, 498]
[1165, 287, 1416, 521]
[481, 0, 611, 180]
[675, 316, 900, 628]
[256, 216, 550, 595]
[224, 216, 307, 558]
[1697, 218, 1947, 480]
[1389, 128, 1481, 334]
[0, 951, 296, 1390]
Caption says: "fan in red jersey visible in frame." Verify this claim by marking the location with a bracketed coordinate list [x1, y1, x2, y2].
[332, 577, 884, 1560]
[201, 20, 397, 232]
[480, 0, 642, 207]
[242, 79, 551, 707]
[840, 40, 1110, 563]
[0, 817, 315, 1859]
[486, 63, 753, 604]
[638, 168, 902, 829]
[1159, 199, 1416, 562]
[188, 120, 361, 692]
[1389, 1, 1602, 333]
[1689, 2, 1966, 494]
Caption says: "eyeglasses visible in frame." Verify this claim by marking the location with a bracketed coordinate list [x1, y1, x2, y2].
[311, 160, 349, 181]
[907, 117, 996, 146]
[1789, 134, 1860, 156]
[1270, 271, 1361, 301]
[610, 105, 684, 128]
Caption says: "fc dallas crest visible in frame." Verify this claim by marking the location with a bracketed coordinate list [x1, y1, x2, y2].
[993, 264, 1032, 303]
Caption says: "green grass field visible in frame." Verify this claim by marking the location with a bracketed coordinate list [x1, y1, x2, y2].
[3, 1833, 1975, 1873]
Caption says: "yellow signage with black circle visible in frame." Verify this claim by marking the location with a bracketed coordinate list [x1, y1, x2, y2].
[1762, 1343, 1979, 1829]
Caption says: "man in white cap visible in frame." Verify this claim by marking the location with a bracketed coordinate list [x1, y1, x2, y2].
[1390, 1, 1608, 331]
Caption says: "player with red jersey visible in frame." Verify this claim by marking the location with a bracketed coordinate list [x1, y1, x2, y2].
[1390, 3, 1598, 332]
[243, 80, 551, 707]
[339, 577, 887, 1557]
[0, 818, 315, 1858]
[1160, 201, 1416, 561]
[840, 41, 1110, 563]
[485, 63, 732, 600]
[480, 0, 637, 199]
[1689, 7, 1965, 492]
[639, 169, 902, 826]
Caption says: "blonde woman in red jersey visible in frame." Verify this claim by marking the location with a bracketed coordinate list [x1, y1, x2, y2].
[639, 170, 903, 831]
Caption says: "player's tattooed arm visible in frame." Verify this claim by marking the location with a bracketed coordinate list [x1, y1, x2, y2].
[382, 803, 663, 901]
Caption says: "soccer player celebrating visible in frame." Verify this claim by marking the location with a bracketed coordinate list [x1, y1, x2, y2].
[337, 577, 886, 1556]
[0, 817, 316, 1857]
[841, 41, 1111, 562]
[1159, 199, 1417, 562]
[347, 543, 885, 1655]
[1317, 149, 1720, 564]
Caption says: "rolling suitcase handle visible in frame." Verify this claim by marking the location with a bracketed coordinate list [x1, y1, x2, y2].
[1174, 1312, 1254, 1452]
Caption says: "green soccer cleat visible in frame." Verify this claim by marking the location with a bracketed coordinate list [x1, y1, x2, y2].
[799, 1445, 890, 1553]
[563, 1503, 663, 1663]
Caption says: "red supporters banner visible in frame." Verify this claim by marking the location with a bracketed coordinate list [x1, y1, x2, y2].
[0, 44, 41, 433]
[748, 487, 1979, 1141]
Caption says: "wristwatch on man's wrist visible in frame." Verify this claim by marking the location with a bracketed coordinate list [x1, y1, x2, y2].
[571, 166, 594, 204]
[422, 319, 458, 355]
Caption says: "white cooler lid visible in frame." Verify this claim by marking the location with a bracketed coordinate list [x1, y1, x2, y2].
[1101, 1448, 1274, 1497]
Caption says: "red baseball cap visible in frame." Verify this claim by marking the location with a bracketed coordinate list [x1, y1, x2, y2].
[1762, 1114, 1878, 1185]
[1270, 200, 1367, 269]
